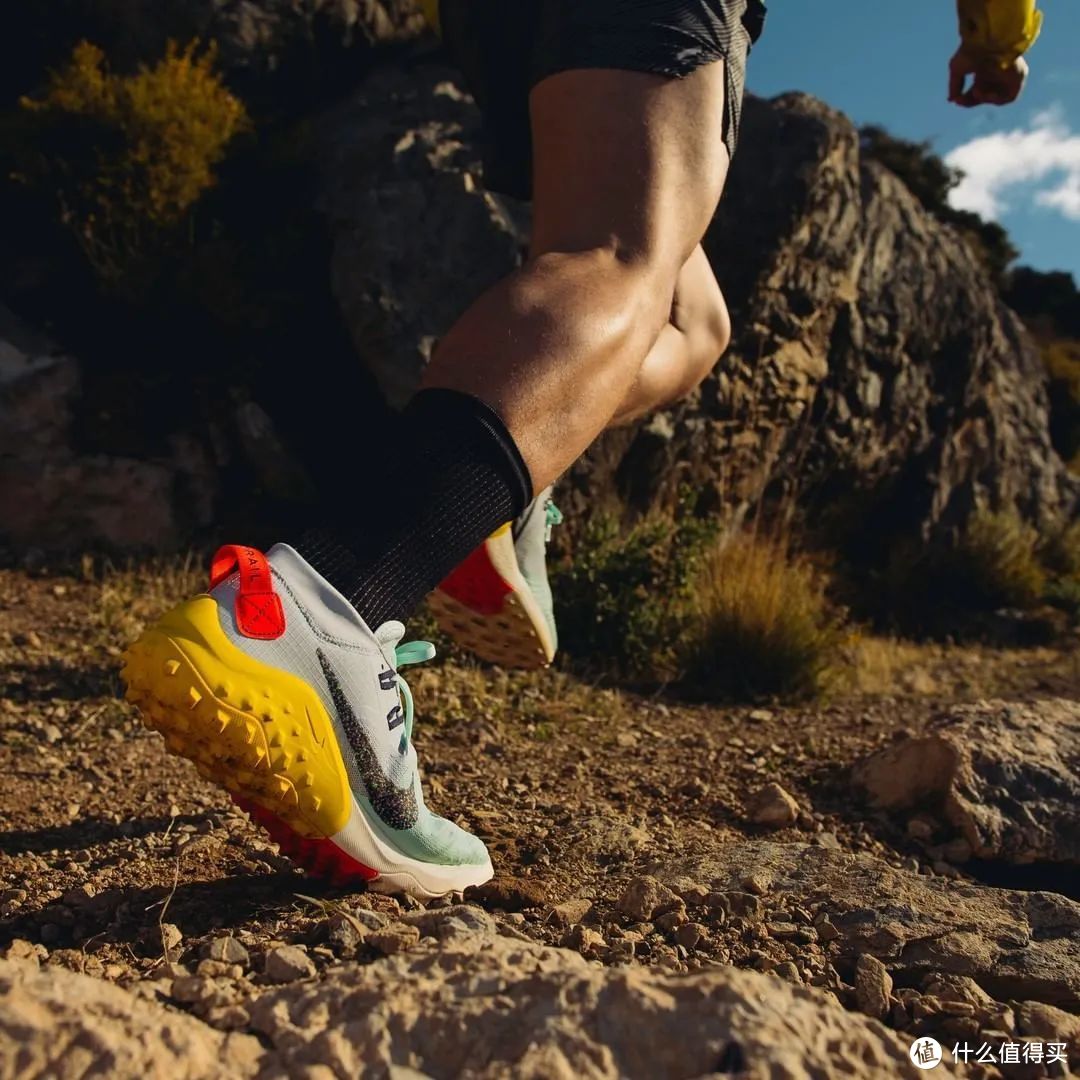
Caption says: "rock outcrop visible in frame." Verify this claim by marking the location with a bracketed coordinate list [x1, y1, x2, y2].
[0, 307, 212, 551]
[854, 698, 1080, 867]
[651, 840, 1080, 1012]
[0, 955, 264, 1080]
[6, 1, 426, 110]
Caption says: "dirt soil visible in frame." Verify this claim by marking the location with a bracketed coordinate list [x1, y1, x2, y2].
[2, 560, 1079, 1076]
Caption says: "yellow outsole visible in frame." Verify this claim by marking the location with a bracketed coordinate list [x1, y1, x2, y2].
[121, 595, 351, 839]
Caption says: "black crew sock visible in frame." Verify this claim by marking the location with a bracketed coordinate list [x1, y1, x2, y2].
[295, 388, 532, 630]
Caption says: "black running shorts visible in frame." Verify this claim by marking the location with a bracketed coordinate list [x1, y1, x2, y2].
[438, 0, 767, 199]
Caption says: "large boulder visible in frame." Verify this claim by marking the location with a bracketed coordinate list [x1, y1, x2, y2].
[321, 66, 1078, 545]
[854, 698, 1080, 866]
[0, 955, 264, 1080]
[0, 307, 214, 551]
[1, 930, 926, 1079]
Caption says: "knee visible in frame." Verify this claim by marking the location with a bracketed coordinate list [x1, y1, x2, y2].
[526, 246, 679, 347]
[676, 283, 732, 398]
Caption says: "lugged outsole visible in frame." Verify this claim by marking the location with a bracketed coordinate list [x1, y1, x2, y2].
[433, 527, 554, 670]
[123, 594, 495, 899]
[122, 595, 355, 843]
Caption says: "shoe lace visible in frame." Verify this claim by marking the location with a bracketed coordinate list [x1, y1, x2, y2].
[393, 640, 436, 752]
[544, 498, 564, 543]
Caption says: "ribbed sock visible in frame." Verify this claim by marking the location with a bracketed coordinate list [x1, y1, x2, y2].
[296, 388, 532, 630]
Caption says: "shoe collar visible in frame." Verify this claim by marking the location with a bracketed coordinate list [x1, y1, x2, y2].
[265, 543, 404, 666]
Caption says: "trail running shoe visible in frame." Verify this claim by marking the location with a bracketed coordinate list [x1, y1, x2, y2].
[430, 488, 562, 669]
[121, 543, 492, 899]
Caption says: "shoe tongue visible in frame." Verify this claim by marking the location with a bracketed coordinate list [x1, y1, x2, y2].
[374, 620, 406, 653]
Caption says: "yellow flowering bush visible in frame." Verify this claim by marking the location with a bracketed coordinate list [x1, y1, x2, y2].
[18, 40, 249, 290]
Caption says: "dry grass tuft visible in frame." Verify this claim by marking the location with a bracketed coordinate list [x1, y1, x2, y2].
[92, 553, 204, 652]
[680, 534, 846, 702]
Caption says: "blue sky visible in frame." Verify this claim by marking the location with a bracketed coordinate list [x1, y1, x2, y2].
[746, 0, 1080, 278]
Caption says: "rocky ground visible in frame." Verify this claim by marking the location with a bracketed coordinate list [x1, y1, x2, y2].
[2, 560, 1080, 1078]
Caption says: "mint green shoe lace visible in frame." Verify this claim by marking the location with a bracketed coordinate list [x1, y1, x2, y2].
[544, 499, 563, 543]
[393, 640, 436, 753]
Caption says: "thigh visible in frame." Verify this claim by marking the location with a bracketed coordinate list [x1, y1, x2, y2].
[528, 62, 730, 277]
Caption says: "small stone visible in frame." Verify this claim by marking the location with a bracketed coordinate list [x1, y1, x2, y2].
[655, 910, 688, 932]
[264, 944, 316, 983]
[854, 954, 893, 1020]
[814, 914, 840, 943]
[467, 876, 547, 912]
[765, 922, 803, 941]
[566, 925, 605, 952]
[326, 913, 366, 953]
[4, 939, 45, 966]
[1015, 1000, 1080, 1054]
[196, 959, 240, 979]
[724, 892, 764, 919]
[368, 924, 421, 956]
[748, 709, 773, 723]
[350, 908, 390, 931]
[171, 974, 216, 1004]
[615, 876, 682, 922]
[205, 936, 250, 968]
[160, 923, 183, 953]
[61, 884, 95, 907]
[906, 817, 935, 842]
[746, 783, 801, 829]
[773, 961, 802, 984]
[546, 898, 592, 929]
[675, 922, 706, 951]
[677, 883, 709, 906]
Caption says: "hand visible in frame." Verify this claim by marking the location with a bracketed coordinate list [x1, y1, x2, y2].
[949, 49, 1028, 107]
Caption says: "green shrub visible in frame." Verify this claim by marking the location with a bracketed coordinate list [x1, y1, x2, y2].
[680, 534, 846, 701]
[1040, 518, 1080, 619]
[1042, 339, 1080, 471]
[552, 511, 716, 679]
[952, 509, 1046, 610]
[16, 39, 248, 293]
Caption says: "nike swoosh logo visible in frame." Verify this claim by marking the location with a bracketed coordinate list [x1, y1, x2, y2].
[316, 649, 418, 831]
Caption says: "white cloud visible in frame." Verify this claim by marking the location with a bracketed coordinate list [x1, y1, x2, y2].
[945, 105, 1080, 221]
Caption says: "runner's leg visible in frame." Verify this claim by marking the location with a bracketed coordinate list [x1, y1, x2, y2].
[610, 243, 731, 426]
[421, 63, 731, 493]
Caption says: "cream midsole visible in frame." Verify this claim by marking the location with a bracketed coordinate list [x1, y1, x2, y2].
[332, 796, 493, 899]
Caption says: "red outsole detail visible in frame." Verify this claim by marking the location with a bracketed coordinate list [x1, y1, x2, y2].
[232, 795, 378, 888]
[437, 541, 513, 615]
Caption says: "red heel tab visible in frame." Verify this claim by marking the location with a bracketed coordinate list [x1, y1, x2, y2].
[209, 545, 286, 640]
